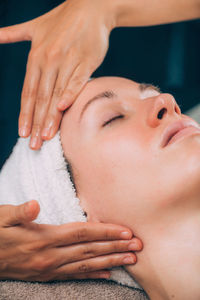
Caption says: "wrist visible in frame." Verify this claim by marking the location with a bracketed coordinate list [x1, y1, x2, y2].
[106, 0, 136, 28]
[96, 0, 119, 32]
[90, 0, 130, 32]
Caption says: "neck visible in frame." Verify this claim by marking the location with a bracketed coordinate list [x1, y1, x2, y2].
[126, 195, 200, 300]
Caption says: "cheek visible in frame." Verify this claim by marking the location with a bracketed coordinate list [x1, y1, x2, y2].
[78, 130, 200, 228]
[98, 129, 145, 166]
[156, 136, 200, 204]
[79, 134, 153, 224]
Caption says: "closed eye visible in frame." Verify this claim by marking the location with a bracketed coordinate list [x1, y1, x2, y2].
[103, 115, 124, 127]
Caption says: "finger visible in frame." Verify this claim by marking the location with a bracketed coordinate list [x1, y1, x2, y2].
[41, 58, 79, 140]
[56, 270, 111, 281]
[0, 21, 32, 44]
[28, 270, 111, 282]
[28, 239, 140, 275]
[55, 252, 136, 276]
[0, 200, 40, 227]
[18, 53, 41, 138]
[57, 62, 92, 111]
[65, 238, 142, 261]
[49, 222, 133, 247]
[29, 68, 59, 150]
[45, 238, 142, 269]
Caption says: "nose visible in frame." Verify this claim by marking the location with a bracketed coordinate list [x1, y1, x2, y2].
[146, 93, 181, 128]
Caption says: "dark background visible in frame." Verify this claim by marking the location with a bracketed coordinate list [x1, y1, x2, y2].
[0, 0, 199, 169]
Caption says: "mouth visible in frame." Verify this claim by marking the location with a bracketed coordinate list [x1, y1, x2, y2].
[161, 120, 200, 148]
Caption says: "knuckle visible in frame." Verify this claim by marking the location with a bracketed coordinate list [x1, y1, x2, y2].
[104, 229, 111, 240]
[32, 123, 41, 133]
[76, 227, 88, 241]
[18, 240, 47, 256]
[116, 240, 127, 250]
[71, 75, 85, 87]
[22, 86, 36, 100]
[111, 241, 121, 252]
[82, 245, 95, 257]
[17, 244, 35, 256]
[78, 263, 91, 273]
[52, 87, 64, 98]
[36, 92, 46, 104]
[44, 113, 57, 125]
[31, 256, 55, 273]
[19, 111, 29, 121]
[45, 47, 61, 61]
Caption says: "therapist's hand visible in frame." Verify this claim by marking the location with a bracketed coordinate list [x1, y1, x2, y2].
[0, 200, 142, 282]
[0, 0, 113, 150]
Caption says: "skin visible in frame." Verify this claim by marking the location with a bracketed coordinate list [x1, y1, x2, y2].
[0, 0, 199, 150]
[0, 200, 144, 282]
[60, 76, 200, 299]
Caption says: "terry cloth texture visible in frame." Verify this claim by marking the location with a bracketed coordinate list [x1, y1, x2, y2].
[0, 130, 143, 291]
[0, 279, 148, 300]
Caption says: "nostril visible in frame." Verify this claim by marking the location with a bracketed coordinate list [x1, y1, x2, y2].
[157, 108, 167, 119]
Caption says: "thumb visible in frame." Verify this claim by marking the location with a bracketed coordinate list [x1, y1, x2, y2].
[0, 21, 32, 44]
[1, 200, 40, 227]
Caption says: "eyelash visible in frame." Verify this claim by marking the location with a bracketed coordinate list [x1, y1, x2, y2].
[103, 115, 124, 127]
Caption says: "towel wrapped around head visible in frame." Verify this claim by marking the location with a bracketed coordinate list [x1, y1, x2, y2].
[0, 130, 142, 290]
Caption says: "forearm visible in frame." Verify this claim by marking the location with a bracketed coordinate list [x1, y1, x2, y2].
[108, 0, 200, 28]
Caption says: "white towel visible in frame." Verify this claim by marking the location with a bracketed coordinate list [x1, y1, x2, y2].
[0, 130, 142, 290]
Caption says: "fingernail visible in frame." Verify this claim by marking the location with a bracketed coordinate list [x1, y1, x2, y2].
[30, 137, 38, 149]
[19, 126, 28, 137]
[42, 128, 50, 138]
[120, 231, 131, 239]
[123, 256, 135, 264]
[128, 242, 137, 251]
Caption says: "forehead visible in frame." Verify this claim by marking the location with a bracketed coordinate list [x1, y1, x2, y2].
[60, 76, 160, 157]
[69, 76, 141, 113]
[61, 76, 159, 130]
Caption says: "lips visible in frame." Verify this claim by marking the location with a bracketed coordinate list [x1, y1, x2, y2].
[161, 120, 200, 148]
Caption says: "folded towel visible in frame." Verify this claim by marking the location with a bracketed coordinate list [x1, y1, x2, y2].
[0, 130, 142, 290]
[0, 279, 148, 300]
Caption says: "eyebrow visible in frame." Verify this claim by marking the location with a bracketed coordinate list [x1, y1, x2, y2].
[79, 90, 117, 122]
[79, 83, 160, 122]
[139, 83, 161, 93]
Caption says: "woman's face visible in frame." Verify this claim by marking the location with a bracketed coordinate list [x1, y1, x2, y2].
[60, 77, 200, 232]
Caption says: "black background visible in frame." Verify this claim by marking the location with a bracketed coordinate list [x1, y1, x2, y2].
[0, 0, 199, 169]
